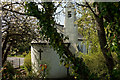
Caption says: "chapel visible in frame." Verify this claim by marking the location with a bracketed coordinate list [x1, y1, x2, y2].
[31, 2, 87, 78]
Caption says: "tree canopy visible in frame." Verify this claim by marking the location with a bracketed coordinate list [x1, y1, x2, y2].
[1, 1, 120, 80]
[2, 2, 39, 65]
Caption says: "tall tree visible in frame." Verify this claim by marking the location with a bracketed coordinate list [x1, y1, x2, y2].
[2, 2, 39, 65]
[93, 3, 120, 79]
[2, 1, 120, 79]
[76, 2, 120, 79]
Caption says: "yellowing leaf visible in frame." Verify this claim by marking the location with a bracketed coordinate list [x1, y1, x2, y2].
[65, 64, 69, 68]
[59, 42, 61, 46]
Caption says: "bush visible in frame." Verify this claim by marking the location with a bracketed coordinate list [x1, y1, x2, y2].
[2, 61, 16, 80]
[24, 51, 31, 74]
[80, 52, 118, 79]
[112, 67, 120, 80]
[22, 51, 27, 57]
[80, 52, 108, 78]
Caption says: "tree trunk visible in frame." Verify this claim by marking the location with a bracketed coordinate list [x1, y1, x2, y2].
[95, 4, 115, 77]
[96, 17, 114, 71]
[2, 43, 11, 65]
[0, 3, 2, 80]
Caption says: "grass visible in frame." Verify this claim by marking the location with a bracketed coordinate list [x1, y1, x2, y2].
[8, 54, 25, 58]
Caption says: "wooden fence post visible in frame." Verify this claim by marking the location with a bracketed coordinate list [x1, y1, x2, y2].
[12, 60, 13, 66]
[19, 58, 20, 68]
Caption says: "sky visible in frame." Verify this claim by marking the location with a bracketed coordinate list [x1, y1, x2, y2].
[54, 2, 66, 25]
[55, 2, 82, 25]
[38, 2, 81, 25]
[54, 2, 80, 25]
[38, 2, 65, 25]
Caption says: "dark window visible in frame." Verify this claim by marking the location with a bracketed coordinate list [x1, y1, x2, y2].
[68, 11, 72, 18]
[77, 43, 83, 53]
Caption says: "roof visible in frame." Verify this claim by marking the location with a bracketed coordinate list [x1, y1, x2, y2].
[56, 24, 84, 39]
[31, 38, 70, 44]
[31, 24, 84, 44]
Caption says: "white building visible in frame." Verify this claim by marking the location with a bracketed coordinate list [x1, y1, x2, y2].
[31, 2, 87, 79]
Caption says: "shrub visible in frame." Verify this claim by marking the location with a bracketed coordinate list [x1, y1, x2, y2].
[2, 61, 16, 80]
[112, 67, 120, 80]
[23, 51, 27, 57]
[79, 52, 108, 78]
[24, 51, 31, 74]
[79, 52, 118, 79]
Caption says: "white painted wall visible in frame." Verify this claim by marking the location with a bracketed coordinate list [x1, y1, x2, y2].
[31, 44, 67, 78]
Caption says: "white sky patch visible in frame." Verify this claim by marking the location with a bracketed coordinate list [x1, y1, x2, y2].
[38, 4, 43, 9]
[54, 2, 68, 25]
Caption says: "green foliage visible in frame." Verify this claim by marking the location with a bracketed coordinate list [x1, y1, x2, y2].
[24, 2, 120, 79]
[112, 67, 120, 80]
[25, 2, 92, 80]
[2, 2, 39, 63]
[77, 3, 101, 55]
[77, 2, 120, 79]
[23, 73, 39, 79]
[111, 54, 120, 80]
[79, 52, 119, 80]
[24, 51, 31, 74]
[80, 52, 108, 76]
[2, 61, 16, 80]
[7, 54, 24, 58]
[97, 2, 120, 59]
[22, 51, 27, 57]
[77, 5, 105, 79]
[96, 3, 120, 79]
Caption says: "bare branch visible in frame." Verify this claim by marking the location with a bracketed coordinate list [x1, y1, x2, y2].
[54, 3, 67, 16]
[85, 2, 98, 17]
[2, 2, 20, 8]
[2, 7, 28, 15]
[54, 1, 62, 11]
[76, 2, 98, 18]
[54, 8, 64, 16]
[76, 2, 88, 7]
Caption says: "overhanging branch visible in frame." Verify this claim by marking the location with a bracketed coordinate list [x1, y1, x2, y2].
[76, 2, 98, 18]
[85, 2, 98, 17]
[76, 2, 88, 7]
[2, 7, 27, 15]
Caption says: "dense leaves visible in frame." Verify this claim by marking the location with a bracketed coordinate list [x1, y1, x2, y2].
[2, 1, 120, 80]
[2, 2, 39, 65]
[24, 51, 31, 74]
[92, 2, 120, 79]
[2, 61, 16, 80]
[77, 2, 120, 79]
